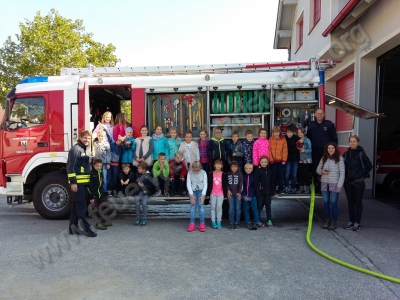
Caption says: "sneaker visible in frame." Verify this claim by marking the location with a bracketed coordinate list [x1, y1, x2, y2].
[85, 230, 97, 237]
[187, 223, 196, 232]
[141, 219, 147, 227]
[266, 220, 273, 228]
[96, 223, 107, 230]
[153, 190, 162, 197]
[344, 222, 354, 230]
[164, 191, 170, 197]
[352, 224, 360, 232]
[211, 221, 217, 229]
[135, 219, 141, 226]
[284, 187, 289, 194]
[257, 221, 265, 228]
[103, 221, 113, 227]
[107, 190, 113, 196]
[235, 223, 239, 230]
[247, 222, 253, 229]
[217, 222, 222, 229]
[113, 190, 118, 196]
[199, 222, 206, 232]
[290, 188, 297, 194]
[229, 223, 234, 231]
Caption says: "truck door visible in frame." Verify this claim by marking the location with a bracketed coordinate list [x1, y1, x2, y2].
[3, 94, 49, 174]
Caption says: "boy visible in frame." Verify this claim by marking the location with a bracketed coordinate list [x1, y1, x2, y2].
[269, 126, 288, 194]
[118, 163, 135, 197]
[121, 127, 136, 168]
[227, 131, 244, 170]
[207, 127, 230, 172]
[169, 151, 188, 196]
[242, 130, 255, 167]
[134, 162, 155, 227]
[153, 152, 170, 197]
[285, 125, 300, 194]
[227, 161, 243, 230]
[242, 163, 263, 229]
[88, 159, 113, 230]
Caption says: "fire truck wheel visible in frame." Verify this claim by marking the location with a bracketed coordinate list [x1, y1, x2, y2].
[384, 173, 400, 194]
[33, 173, 72, 220]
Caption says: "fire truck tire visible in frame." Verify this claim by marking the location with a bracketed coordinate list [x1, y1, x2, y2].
[33, 173, 72, 220]
[384, 173, 400, 194]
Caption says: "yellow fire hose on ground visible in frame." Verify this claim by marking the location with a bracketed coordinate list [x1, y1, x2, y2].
[306, 181, 400, 284]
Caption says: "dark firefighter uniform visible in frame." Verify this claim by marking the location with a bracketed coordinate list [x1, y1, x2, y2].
[307, 119, 338, 190]
[67, 140, 94, 235]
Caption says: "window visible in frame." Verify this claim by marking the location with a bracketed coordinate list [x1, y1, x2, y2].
[9, 97, 45, 129]
[313, 0, 321, 27]
[297, 17, 304, 49]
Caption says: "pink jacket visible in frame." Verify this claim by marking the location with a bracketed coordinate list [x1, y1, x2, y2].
[113, 124, 127, 142]
[253, 137, 270, 166]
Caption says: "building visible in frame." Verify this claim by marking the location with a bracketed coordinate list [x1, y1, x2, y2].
[274, 0, 400, 197]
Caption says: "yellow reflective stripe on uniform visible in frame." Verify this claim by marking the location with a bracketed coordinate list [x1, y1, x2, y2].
[76, 179, 90, 183]
[68, 173, 76, 178]
[80, 166, 85, 173]
[76, 175, 90, 179]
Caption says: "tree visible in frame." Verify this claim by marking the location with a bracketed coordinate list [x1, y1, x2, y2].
[0, 8, 119, 107]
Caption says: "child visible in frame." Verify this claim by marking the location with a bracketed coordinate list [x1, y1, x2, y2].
[207, 127, 230, 172]
[167, 127, 182, 161]
[242, 163, 264, 229]
[169, 151, 188, 196]
[152, 152, 170, 197]
[198, 129, 210, 174]
[186, 161, 208, 232]
[88, 159, 112, 230]
[269, 126, 288, 194]
[207, 159, 228, 229]
[179, 131, 199, 170]
[93, 111, 114, 141]
[227, 161, 243, 230]
[113, 113, 129, 142]
[134, 162, 155, 227]
[152, 125, 169, 161]
[253, 128, 269, 168]
[133, 125, 153, 167]
[227, 131, 244, 170]
[254, 156, 274, 228]
[92, 130, 111, 194]
[242, 130, 255, 166]
[119, 163, 135, 197]
[121, 127, 136, 168]
[102, 128, 123, 196]
[297, 127, 312, 194]
[285, 125, 300, 194]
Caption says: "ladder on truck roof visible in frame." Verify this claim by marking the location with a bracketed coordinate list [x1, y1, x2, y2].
[60, 59, 318, 78]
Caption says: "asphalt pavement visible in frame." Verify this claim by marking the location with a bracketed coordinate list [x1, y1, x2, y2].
[0, 192, 399, 300]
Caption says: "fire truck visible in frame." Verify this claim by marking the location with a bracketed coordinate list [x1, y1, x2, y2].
[0, 59, 335, 219]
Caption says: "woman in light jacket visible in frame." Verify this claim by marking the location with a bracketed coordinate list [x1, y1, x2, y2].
[317, 142, 345, 230]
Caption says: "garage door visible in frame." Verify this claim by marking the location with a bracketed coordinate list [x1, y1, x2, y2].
[336, 72, 354, 153]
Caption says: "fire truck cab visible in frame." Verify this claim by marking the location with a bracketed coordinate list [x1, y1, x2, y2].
[0, 60, 330, 219]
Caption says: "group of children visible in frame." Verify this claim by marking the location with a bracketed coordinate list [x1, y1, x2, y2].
[88, 110, 315, 232]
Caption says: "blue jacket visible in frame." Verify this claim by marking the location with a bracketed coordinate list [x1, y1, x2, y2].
[307, 119, 338, 149]
[121, 137, 136, 163]
[104, 130, 122, 163]
[242, 172, 255, 198]
[152, 136, 169, 160]
[167, 137, 182, 160]
[299, 137, 312, 163]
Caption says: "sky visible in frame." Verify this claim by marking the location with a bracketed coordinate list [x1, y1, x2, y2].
[0, 0, 288, 67]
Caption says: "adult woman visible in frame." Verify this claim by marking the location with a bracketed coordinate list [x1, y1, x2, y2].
[343, 135, 372, 231]
[133, 125, 153, 167]
[316, 142, 345, 230]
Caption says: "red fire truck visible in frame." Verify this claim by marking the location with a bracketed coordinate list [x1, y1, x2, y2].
[0, 59, 335, 219]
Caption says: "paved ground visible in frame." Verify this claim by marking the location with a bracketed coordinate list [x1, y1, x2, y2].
[0, 193, 399, 300]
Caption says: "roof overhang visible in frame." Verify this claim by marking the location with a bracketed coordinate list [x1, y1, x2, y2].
[325, 93, 385, 119]
[274, 0, 298, 49]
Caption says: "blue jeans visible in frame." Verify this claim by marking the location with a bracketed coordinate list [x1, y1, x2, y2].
[101, 165, 109, 192]
[190, 190, 204, 223]
[321, 188, 339, 220]
[108, 165, 119, 192]
[285, 161, 298, 189]
[228, 195, 241, 223]
[271, 162, 284, 191]
[243, 197, 259, 223]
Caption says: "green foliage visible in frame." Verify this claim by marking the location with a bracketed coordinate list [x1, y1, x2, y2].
[120, 100, 132, 124]
[0, 8, 119, 107]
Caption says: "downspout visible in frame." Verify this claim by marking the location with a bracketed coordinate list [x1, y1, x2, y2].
[319, 69, 325, 111]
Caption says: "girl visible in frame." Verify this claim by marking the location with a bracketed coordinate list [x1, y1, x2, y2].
[269, 126, 288, 194]
[254, 156, 274, 228]
[152, 125, 169, 161]
[93, 111, 114, 141]
[253, 128, 270, 167]
[167, 127, 182, 161]
[317, 142, 345, 230]
[343, 135, 372, 232]
[92, 130, 111, 194]
[207, 159, 227, 229]
[113, 113, 129, 142]
[133, 125, 153, 167]
[179, 131, 199, 170]
[297, 127, 312, 194]
[186, 161, 208, 232]
[198, 129, 210, 173]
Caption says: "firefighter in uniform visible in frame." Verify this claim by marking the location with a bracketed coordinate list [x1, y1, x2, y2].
[67, 130, 97, 237]
[307, 109, 338, 192]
